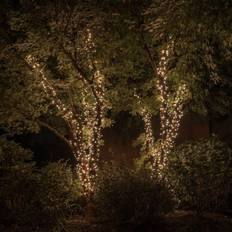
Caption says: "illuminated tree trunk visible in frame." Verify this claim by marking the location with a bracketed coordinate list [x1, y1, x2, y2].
[154, 42, 188, 175]
[134, 93, 155, 157]
[138, 40, 189, 177]
[142, 110, 155, 157]
[25, 54, 105, 195]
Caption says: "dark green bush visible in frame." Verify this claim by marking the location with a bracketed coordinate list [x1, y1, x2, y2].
[0, 137, 35, 231]
[34, 161, 81, 231]
[0, 137, 81, 232]
[93, 164, 173, 227]
[167, 136, 232, 213]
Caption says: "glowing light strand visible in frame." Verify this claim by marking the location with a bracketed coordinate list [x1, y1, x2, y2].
[25, 55, 87, 189]
[134, 93, 155, 158]
[25, 30, 106, 195]
[135, 42, 188, 176]
[77, 29, 106, 194]
[154, 42, 189, 174]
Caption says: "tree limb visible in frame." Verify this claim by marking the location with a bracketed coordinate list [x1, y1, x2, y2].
[139, 26, 158, 75]
[37, 120, 71, 148]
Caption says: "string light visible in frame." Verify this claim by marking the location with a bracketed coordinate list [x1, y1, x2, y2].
[25, 30, 106, 195]
[154, 41, 189, 175]
[25, 54, 87, 185]
[136, 41, 189, 177]
[78, 29, 106, 194]
[134, 93, 155, 158]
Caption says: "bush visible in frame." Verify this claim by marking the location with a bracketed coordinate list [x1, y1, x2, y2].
[0, 137, 36, 230]
[93, 164, 173, 227]
[167, 136, 232, 213]
[0, 137, 81, 232]
[34, 161, 81, 231]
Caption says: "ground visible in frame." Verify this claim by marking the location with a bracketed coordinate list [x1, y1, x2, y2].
[65, 210, 232, 232]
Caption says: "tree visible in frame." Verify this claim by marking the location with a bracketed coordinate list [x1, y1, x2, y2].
[146, 0, 232, 118]
[1, 0, 231, 181]
[135, 0, 232, 175]
[1, 0, 112, 194]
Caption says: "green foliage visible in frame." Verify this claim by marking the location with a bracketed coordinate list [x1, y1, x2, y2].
[0, 136, 34, 166]
[34, 162, 81, 231]
[38, 162, 81, 214]
[0, 137, 81, 232]
[146, 0, 232, 117]
[0, 54, 48, 135]
[166, 136, 232, 213]
[93, 164, 173, 227]
[1, 0, 231, 144]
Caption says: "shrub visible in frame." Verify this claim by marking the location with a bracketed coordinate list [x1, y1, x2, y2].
[166, 136, 232, 213]
[0, 137, 81, 232]
[0, 137, 36, 231]
[34, 161, 81, 231]
[93, 164, 173, 227]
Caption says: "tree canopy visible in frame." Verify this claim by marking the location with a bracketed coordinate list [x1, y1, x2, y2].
[0, 0, 231, 177]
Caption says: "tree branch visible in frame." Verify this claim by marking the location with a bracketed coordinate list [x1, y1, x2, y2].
[139, 26, 158, 75]
[37, 120, 71, 148]
[60, 43, 90, 84]
[60, 43, 102, 106]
